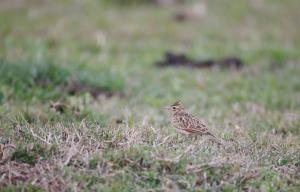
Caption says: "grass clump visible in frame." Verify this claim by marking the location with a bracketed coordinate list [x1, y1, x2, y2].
[0, 184, 45, 192]
[0, 59, 69, 100]
[0, 58, 124, 101]
[89, 156, 100, 169]
[11, 144, 57, 165]
[11, 148, 37, 165]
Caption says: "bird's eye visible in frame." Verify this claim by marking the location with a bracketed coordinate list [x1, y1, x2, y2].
[172, 106, 176, 109]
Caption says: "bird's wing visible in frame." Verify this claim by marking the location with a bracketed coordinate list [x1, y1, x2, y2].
[173, 112, 211, 135]
[185, 115, 211, 135]
[181, 127, 207, 134]
[191, 116, 207, 128]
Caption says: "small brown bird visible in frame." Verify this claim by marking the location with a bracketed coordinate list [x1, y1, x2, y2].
[164, 100, 221, 144]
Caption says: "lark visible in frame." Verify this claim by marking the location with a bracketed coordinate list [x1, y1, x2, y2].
[164, 100, 222, 144]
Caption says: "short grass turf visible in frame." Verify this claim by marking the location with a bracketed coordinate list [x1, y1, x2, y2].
[0, 0, 300, 191]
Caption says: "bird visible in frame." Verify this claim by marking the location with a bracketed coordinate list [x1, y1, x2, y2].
[164, 100, 222, 144]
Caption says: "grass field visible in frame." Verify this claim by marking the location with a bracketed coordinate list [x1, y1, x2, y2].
[0, 0, 300, 191]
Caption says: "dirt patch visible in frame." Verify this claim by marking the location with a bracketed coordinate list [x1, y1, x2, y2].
[156, 52, 244, 69]
[61, 81, 120, 99]
[49, 101, 67, 113]
[33, 78, 120, 99]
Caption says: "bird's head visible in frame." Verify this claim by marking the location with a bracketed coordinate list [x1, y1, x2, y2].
[163, 100, 185, 113]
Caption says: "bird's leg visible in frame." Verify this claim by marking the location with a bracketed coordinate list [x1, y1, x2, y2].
[194, 135, 198, 141]
[176, 133, 182, 143]
[187, 134, 193, 143]
[176, 133, 183, 144]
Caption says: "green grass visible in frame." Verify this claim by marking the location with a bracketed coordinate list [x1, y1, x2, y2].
[0, 0, 299, 191]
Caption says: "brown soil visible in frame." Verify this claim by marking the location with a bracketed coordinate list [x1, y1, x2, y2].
[156, 52, 244, 69]
[61, 81, 120, 99]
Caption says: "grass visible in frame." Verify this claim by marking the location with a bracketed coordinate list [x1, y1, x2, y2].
[0, 0, 300, 191]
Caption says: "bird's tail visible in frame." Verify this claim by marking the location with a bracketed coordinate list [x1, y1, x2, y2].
[206, 132, 224, 145]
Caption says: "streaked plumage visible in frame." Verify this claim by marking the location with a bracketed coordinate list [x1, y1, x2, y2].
[164, 100, 221, 143]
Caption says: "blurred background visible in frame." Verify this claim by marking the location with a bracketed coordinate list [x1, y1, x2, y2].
[0, 0, 299, 125]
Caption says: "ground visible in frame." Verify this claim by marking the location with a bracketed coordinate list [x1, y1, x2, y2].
[0, 0, 299, 191]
